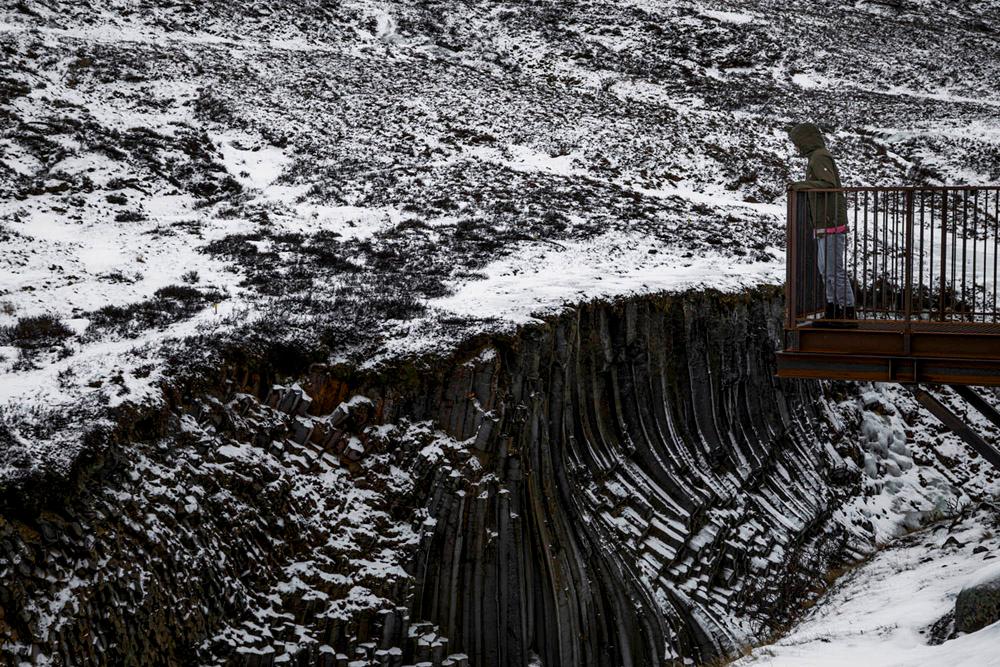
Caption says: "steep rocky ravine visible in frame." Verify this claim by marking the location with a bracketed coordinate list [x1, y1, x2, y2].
[0, 287, 984, 666]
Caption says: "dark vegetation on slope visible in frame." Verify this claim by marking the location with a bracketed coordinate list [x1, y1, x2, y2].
[82, 284, 226, 340]
[0, 314, 73, 349]
[3, 0, 999, 381]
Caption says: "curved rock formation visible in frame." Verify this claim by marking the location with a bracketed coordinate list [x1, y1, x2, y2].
[405, 287, 858, 666]
[0, 288, 876, 665]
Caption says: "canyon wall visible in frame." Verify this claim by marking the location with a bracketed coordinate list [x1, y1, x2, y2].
[0, 288, 875, 666]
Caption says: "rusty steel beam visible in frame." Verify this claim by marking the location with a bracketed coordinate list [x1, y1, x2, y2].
[949, 384, 1000, 431]
[910, 386, 1000, 471]
[776, 352, 1000, 387]
[801, 186, 1000, 193]
[792, 327, 1000, 360]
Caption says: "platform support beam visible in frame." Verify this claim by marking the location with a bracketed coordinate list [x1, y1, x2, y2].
[910, 386, 1000, 470]
[949, 384, 1000, 431]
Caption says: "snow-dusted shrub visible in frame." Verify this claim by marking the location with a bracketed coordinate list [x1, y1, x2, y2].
[0, 315, 74, 350]
[85, 286, 223, 339]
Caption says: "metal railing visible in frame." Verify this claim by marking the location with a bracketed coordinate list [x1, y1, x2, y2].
[787, 186, 1000, 329]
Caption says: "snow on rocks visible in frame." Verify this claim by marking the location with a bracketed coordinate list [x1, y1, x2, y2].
[735, 509, 1000, 667]
[954, 560, 1000, 635]
[0, 369, 473, 665]
[0, 1, 999, 664]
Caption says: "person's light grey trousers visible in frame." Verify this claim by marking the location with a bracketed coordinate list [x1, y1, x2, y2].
[816, 233, 855, 306]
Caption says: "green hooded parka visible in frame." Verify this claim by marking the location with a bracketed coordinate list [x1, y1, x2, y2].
[788, 123, 849, 232]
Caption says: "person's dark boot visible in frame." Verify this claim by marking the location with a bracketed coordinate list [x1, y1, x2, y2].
[827, 305, 859, 329]
[814, 303, 837, 327]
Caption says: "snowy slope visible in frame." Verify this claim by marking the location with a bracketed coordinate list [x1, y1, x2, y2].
[3, 1, 999, 460]
[736, 509, 1000, 667]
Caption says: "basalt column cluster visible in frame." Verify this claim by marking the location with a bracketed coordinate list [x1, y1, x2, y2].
[0, 288, 862, 666]
[407, 288, 858, 667]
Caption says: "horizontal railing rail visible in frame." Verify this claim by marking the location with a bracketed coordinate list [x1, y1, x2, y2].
[787, 185, 1000, 330]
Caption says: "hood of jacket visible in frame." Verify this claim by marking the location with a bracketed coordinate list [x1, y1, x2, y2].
[788, 123, 826, 156]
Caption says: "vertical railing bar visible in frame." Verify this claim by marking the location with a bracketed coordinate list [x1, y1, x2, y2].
[837, 191, 844, 314]
[813, 191, 818, 317]
[787, 188, 795, 329]
[863, 190, 869, 318]
[798, 190, 805, 321]
[918, 190, 925, 317]
[994, 188, 999, 324]
[853, 191, 859, 301]
[823, 191, 829, 315]
[873, 190, 880, 317]
[952, 191, 957, 320]
[985, 189, 989, 322]
[900, 190, 905, 319]
[885, 190, 899, 320]
[972, 189, 979, 321]
[888, 189, 893, 319]
[807, 191, 813, 319]
[877, 189, 883, 317]
[981, 189, 987, 322]
[928, 189, 935, 321]
[961, 189, 968, 317]
[904, 189, 914, 323]
[797, 190, 802, 320]
[982, 189, 989, 322]
[802, 190, 808, 320]
[812, 193, 819, 316]
[980, 189, 987, 323]
[851, 192, 858, 292]
[805, 191, 813, 318]
[892, 190, 906, 320]
[889, 190, 894, 318]
[804, 191, 810, 320]
[953, 190, 958, 320]
[830, 191, 836, 314]
[823, 191, 830, 315]
[811, 191, 818, 317]
[882, 193, 896, 319]
[940, 189, 948, 322]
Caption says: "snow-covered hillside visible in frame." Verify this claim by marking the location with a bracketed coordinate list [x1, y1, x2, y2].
[737, 509, 1000, 667]
[3, 0, 999, 479]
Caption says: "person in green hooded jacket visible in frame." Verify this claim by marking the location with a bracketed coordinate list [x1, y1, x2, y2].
[788, 122, 856, 320]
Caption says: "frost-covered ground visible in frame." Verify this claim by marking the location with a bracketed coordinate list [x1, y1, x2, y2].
[736, 509, 1000, 667]
[727, 379, 1000, 666]
[3, 2, 999, 479]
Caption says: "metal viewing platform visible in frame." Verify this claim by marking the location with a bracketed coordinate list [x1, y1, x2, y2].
[777, 186, 1000, 386]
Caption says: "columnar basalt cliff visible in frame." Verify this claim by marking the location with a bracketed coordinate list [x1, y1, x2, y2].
[401, 287, 860, 666]
[0, 287, 899, 666]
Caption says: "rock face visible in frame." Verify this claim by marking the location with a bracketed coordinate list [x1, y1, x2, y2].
[955, 569, 1000, 635]
[0, 287, 876, 666]
[404, 288, 856, 666]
